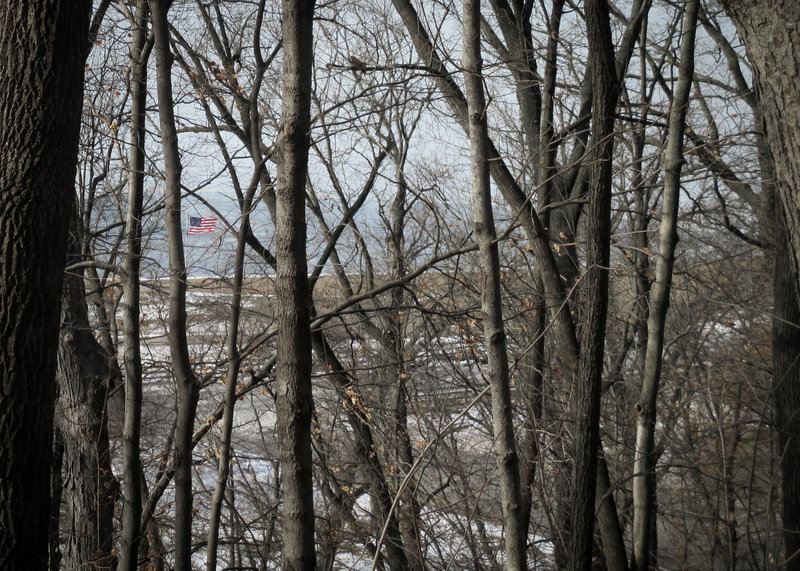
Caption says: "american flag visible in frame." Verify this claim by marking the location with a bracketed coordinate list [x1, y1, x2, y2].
[188, 216, 218, 235]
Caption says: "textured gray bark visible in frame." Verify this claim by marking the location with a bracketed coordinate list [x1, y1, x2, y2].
[119, 2, 149, 568]
[718, 1, 800, 565]
[595, 455, 627, 571]
[773, 211, 800, 569]
[0, 2, 90, 568]
[463, 0, 527, 568]
[151, 0, 200, 567]
[275, 1, 317, 568]
[720, 0, 800, 289]
[568, 1, 617, 568]
[56, 259, 116, 570]
[631, 2, 698, 569]
[49, 434, 64, 571]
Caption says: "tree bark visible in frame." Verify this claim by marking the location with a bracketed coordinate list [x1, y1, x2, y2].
[0, 2, 90, 568]
[382, 165, 423, 569]
[718, 2, 800, 565]
[774, 208, 800, 569]
[569, 1, 618, 569]
[631, 2, 698, 569]
[49, 434, 64, 571]
[275, 1, 317, 568]
[595, 454, 627, 571]
[119, 2, 150, 568]
[150, 0, 200, 567]
[56, 252, 116, 570]
[720, 1, 800, 290]
[463, 0, 527, 568]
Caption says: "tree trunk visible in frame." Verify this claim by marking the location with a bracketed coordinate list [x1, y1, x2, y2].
[463, 1, 527, 568]
[150, 1, 200, 567]
[595, 455, 627, 571]
[275, 1, 317, 568]
[631, 2, 698, 569]
[56, 253, 116, 570]
[718, 2, 800, 565]
[380, 150, 423, 569]
[569, 1, 618, 569]
[119, 2, 150, 568]
[206, 169, 258, 570]
[720, 1, 800, 289]
[49, 434, 64, 571]
[774, 210, 800, 568]
[0, 2, 90, 568]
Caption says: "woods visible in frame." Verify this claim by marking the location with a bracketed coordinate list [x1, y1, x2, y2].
[2, 0, 800, 569]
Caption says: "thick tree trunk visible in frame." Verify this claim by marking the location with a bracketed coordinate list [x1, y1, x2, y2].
[569, 1, 618, 569]
[720, 1, 800, 288]
[150, 1, 200, 567]
[463, 1, 527, 568]
[774, 213, 800, 567]
[595, 455, 627, 571]
[631, 2, 698, 569]
[0, 2, 90, 568]
[119, 2, 149, 568]
[56, 258, 116, 570]
[49, 435, 64, 571]
[718, 2, 800, 565]
[275, 1, 317, 568]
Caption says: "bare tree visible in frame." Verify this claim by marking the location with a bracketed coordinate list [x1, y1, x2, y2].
[275, 0, 317, 568]
[150, 0, 199, 567]
[19, 1, 794, 567]
[463, 0, 526, 568]
[631, 2, 698, 568]
[567, 1, 618, 568]
[119, 2, 150, 568]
